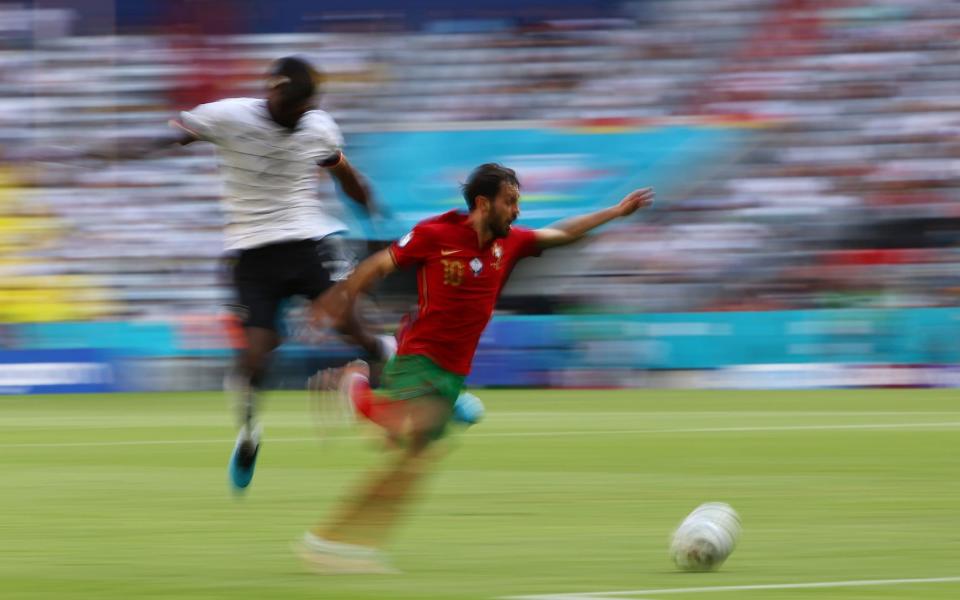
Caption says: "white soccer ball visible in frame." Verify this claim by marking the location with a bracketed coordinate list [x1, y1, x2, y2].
[669, 502, 741, 572]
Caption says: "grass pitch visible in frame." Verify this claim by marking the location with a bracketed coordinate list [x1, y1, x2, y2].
[1, 389, 958, 600]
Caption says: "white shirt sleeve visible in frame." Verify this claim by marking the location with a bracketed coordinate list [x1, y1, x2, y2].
[305, 110, 345, 166]
[178, 99, 233, 142]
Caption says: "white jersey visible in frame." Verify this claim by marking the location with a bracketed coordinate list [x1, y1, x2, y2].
[178, 97, 347, 251]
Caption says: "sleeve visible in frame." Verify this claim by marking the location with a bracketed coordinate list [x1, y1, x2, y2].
[307, 111, 346, 167]
[177, 100, 230, 142]
[388, 225, 436, 269]
[510, 227, 542, 261]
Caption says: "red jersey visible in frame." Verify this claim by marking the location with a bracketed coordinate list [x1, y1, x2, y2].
[388, 210, 541, 375]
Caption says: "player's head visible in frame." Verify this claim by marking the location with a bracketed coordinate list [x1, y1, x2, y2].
[266, 56, 320, 128]
[462, 163, 521, 239]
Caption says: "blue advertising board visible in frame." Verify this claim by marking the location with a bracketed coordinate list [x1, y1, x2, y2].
[342, 125, 742, 239]
[0, 349, 120, 395]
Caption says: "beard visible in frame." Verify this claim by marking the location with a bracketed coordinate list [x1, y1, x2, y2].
[488, 214, 514, 238]
[491, 221, 511, 238]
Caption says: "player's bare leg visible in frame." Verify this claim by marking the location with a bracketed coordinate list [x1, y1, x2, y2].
[300, 396, 451, 573]
[228, 326, 279, 491]
[317, 399, 448, 544]
[308, 360, 404, 436]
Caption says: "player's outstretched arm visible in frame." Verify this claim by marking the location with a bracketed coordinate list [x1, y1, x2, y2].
[311, 248, 397, 327]
[534, 187, 654, 249]
[85, 126, 197, 161]
[326, 154, 375, 212]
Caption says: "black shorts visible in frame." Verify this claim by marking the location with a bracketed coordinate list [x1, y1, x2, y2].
[227, 236, 355, 331]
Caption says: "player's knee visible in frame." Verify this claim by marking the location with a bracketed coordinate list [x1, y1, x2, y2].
[237, 350, 271, 380]
[407, 410, 451, 454]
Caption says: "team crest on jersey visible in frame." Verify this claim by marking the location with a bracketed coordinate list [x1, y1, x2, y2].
[398, 232, 413, 247]
[491, 242, 504, 270]
[469, 257, 483, 275]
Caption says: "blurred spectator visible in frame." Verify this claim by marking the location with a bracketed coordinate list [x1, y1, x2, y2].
[4, 0, 958, 324]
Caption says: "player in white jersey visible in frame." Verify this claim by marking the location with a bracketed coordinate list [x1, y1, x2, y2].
[104, 56, 393, 491]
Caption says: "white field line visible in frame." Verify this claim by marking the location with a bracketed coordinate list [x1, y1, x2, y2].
[502, 575, 960, 600]
[2, 421, 960, 449]
[496, 411, 960, 418]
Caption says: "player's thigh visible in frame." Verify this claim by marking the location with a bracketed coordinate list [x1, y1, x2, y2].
[405, 396, 453, 454]
[229, 251, 285, 332]
[381, 355, 461, 445]
[295, 235, 356, 300]
[243, 326, 281, 357]
[381, 355, 464, 406]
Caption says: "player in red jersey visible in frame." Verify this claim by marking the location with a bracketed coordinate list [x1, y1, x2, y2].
[300, 163, 654, 572]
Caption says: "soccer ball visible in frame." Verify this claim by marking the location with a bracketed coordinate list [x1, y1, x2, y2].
[669, 502, 741, 572]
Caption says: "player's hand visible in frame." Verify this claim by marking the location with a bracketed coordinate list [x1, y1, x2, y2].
[366, 199, 391, 220]
[616, 187, 655, 217]
[311, 283, 352, 329]
[364, 198, 389, 220]
[84, 141, 145, 162]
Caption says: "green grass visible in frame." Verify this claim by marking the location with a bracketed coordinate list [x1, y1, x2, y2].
[1, 389, 959, 599]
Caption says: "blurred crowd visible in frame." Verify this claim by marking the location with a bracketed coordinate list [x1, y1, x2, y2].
[1, 0, 958, 324]
[569, 0, 960, 313]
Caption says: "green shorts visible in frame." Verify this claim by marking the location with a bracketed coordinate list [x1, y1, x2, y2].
[381, 354, 465, 407]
